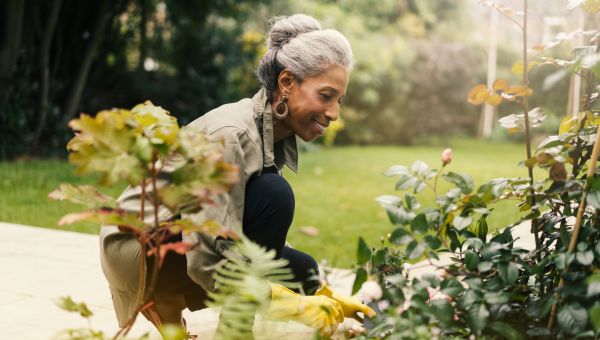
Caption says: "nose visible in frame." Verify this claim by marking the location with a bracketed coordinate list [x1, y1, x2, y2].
[324, 104, 339, 122]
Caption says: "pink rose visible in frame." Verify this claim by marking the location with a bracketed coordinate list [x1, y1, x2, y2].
[441, 148, 452, 165]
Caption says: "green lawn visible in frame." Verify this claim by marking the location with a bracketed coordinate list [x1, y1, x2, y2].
[0, 139, 543, 268]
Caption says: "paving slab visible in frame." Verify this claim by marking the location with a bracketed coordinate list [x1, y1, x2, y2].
[1, 220, 535, 339]
[0, 222, 358, 339]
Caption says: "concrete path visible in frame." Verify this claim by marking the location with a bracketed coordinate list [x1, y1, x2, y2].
[1, 221, 535, 339]
[0, 222, 357, 340]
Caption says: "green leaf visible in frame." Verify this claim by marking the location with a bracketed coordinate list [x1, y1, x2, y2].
[396, 174, 418, 191]
[589, 305, 600, 331]
[464, 238, 484, 250]
[384, 165, 409, 177]
[375, 195, 401, 206]
[373, 249, 386, 267]
[467, 303, 489, 333]
[48, 184, 117, 209]
[390, 227, 413, 245]
[557, 303, 588, 335]
[56, 296, 93, 318]
[430, 299, 453, 324]
[477, 261, 493, 273]
[406, 240, 425, 260]
[410, 213, 429, 234]
[527, 295, 555, 319]
[352, 268, 368, 295]
[475, 215, 488, 241]
[555, 252, 574, 270]
[485, 291, 510, 304]
[487, 321, 524, 340]
[411, 160, 429, 176]
[587, 274, 600, 297]
[443, 171, 474, 194]
[385, 205, 415, 225]
[357, 237, 372, 265]
[414, 180, 427, 193]
[587, 176, 600, 209]
[464, 252, 480, 272]
[441, 278, 464, 297]
[498, 262, 519, 285]
[453, 215, 473, 231]
[424, 235, 442, 250]
[576, 250, 594, 265]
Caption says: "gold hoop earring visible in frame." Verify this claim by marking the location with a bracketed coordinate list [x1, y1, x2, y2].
[274, 93, 288, 119]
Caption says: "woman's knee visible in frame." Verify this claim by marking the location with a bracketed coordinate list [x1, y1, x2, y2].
[244, 173, 295, 226]
[246, 173, 294, 208]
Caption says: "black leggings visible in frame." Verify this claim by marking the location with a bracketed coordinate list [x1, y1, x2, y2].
[243, 172, 320, 295]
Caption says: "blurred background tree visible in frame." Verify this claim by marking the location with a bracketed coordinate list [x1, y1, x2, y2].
[0, 0, 584, 159]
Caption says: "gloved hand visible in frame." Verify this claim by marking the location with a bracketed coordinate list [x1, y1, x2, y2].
[315, 282, 376, 321]
[267, 282, 344, 336]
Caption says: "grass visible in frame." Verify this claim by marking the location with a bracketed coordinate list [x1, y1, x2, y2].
[0, 138, 543, 268]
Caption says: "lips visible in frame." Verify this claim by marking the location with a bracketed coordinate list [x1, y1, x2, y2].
[313, 119, 328, 135]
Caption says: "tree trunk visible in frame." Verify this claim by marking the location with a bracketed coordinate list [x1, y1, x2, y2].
[0, 0, 25, 100]
[63, 0, 112, 121]
[137, 0, 149, 72]
[30, 0, 63, 154]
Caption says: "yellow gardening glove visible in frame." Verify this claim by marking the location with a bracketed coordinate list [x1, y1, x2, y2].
[315, 282, 376, 322]
[267, 283, 344, 336]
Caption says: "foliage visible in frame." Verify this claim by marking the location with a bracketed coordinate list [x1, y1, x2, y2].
[0, 0, 267, 159]
[208, 236, 294, 339]
[50, 101, 243, 338]
[351, 1, 600, 338]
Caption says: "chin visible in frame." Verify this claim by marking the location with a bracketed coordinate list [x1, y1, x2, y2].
[299, 134, 319, 143]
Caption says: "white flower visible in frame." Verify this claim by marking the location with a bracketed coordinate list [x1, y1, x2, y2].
[361, 280, 383, 301]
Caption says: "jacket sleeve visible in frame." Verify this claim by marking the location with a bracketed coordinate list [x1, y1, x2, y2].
[184, 126, 256, 291]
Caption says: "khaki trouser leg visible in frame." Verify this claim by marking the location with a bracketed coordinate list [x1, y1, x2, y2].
[141, 293, 187, 330]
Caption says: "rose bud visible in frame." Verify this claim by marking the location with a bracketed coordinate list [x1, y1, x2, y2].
[441, 148, 452, 165]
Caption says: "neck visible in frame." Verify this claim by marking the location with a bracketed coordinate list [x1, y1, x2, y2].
[271, 103, 293, 143]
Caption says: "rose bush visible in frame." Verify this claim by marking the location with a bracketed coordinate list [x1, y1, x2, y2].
[351, 1, 600, 339]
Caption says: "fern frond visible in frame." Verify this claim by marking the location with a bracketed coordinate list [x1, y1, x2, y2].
[208, 236, 295, 339]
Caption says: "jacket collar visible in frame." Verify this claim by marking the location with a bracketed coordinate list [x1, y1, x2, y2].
[252, 88, 298, 173]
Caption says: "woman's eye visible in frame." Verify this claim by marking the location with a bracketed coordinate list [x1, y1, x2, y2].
[320, 93, 332, 101]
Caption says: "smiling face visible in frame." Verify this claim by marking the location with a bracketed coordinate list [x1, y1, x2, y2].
[275, 65, 350, 142]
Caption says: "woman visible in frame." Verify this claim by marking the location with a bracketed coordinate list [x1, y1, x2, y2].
[100, 13, 374, 336]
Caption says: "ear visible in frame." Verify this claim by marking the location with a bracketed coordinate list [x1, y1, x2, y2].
[277, 69, 296, 95]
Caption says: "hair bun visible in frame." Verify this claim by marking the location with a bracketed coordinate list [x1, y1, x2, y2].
[267, 14, 321, 49]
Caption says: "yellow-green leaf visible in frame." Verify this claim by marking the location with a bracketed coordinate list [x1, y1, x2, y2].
[468, 84, 489, 105]
[492, 79, 509, 92]
[559, 115, 578, 135]
[506, 85, 534, 97]
[511, 60, 539, 75]
[48, 184, 117, 209]
[486, 93, 503, 106]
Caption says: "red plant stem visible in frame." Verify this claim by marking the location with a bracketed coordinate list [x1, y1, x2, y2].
[142, 151, 162, 315]
[113, 155, 165, 339]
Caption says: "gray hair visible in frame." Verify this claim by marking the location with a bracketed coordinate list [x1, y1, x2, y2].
[256, 14, 354, 101]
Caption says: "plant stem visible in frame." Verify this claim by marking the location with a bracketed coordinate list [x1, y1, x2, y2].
[548, 122, 600, 330]
[433, 163, 447, 195]
[519, 0, 543, 294]
[114, 154, 164, 339]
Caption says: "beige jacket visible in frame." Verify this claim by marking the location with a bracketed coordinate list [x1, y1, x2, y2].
[99, 88, 298, 326]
